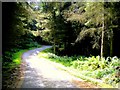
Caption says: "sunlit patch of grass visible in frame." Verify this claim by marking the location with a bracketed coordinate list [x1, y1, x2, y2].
[13, 59, 20, 64]
[3, 46, 43, 88]
[12, 46, 42, 66]
[38, 48, 119, 88]
[3, 46, 42, 71]
[3, 50, 28, 71]
[38, 48, 53, 58]
[12, 50, 24, 65]
[38, 52, 49, 58]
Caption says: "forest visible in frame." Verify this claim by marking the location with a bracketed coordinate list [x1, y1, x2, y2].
[2, 1, 120, 88]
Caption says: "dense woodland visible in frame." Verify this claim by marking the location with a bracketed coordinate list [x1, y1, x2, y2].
[2, 1, 120, 88]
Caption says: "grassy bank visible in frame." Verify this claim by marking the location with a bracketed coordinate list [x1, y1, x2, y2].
[38, 48, 120, 88]
[3, 46, 41, 70]
[3, 45, 41, 88]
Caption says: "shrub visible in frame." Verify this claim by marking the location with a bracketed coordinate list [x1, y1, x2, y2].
[40, 49, 120, 87]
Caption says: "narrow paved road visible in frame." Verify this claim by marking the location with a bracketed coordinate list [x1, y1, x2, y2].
[19, 45, 83, 88]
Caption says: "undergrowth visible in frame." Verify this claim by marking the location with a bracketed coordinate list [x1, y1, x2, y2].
[2, 44, 41, 88]
[38, 48, 120, 88]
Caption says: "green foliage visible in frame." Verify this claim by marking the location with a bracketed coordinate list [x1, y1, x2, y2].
[39, 49, 120, 87]
[12, 50, 25, 65]
[2, 46, 42, 88]
[36, 2, 120, 57]
[3, 2, 41, 78]
[2, 2, 120, 88]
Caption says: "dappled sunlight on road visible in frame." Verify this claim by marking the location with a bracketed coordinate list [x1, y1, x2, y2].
[27, 56, 76, 81]
[21, 46, 77, 88]
[21, 46, 99, 88]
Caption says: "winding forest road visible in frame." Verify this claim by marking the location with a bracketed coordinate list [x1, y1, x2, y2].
[18, 45, 98, 89]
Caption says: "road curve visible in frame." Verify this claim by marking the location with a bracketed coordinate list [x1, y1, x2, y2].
[20, 45, 79, 88]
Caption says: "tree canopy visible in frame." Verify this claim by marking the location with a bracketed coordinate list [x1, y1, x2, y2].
[33, 2, 120, 57]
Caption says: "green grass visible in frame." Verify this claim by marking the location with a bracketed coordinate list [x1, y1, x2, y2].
[3, 45, 42, 73]
[2, 45, 42, 88]
[38, 48, 120, 88]
[12, 47, 41, 65]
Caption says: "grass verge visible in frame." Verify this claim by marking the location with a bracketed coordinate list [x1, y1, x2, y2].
[2, 46, 41, 88]
[38, 48, 119, 88]
[3, 46, 41, 70]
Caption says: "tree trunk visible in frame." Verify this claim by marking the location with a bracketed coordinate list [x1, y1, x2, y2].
[53, 39, 56, 54]
[100, 4, 105, 59]
[110, 30, 113, 57]
[101, 21, 104, 59]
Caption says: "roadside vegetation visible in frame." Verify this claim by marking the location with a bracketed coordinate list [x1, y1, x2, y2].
[3, 44, 41, 88]
[2, 3, 42, 88]
[38, 48, 120, 88]
[3, 1, 120, 88]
